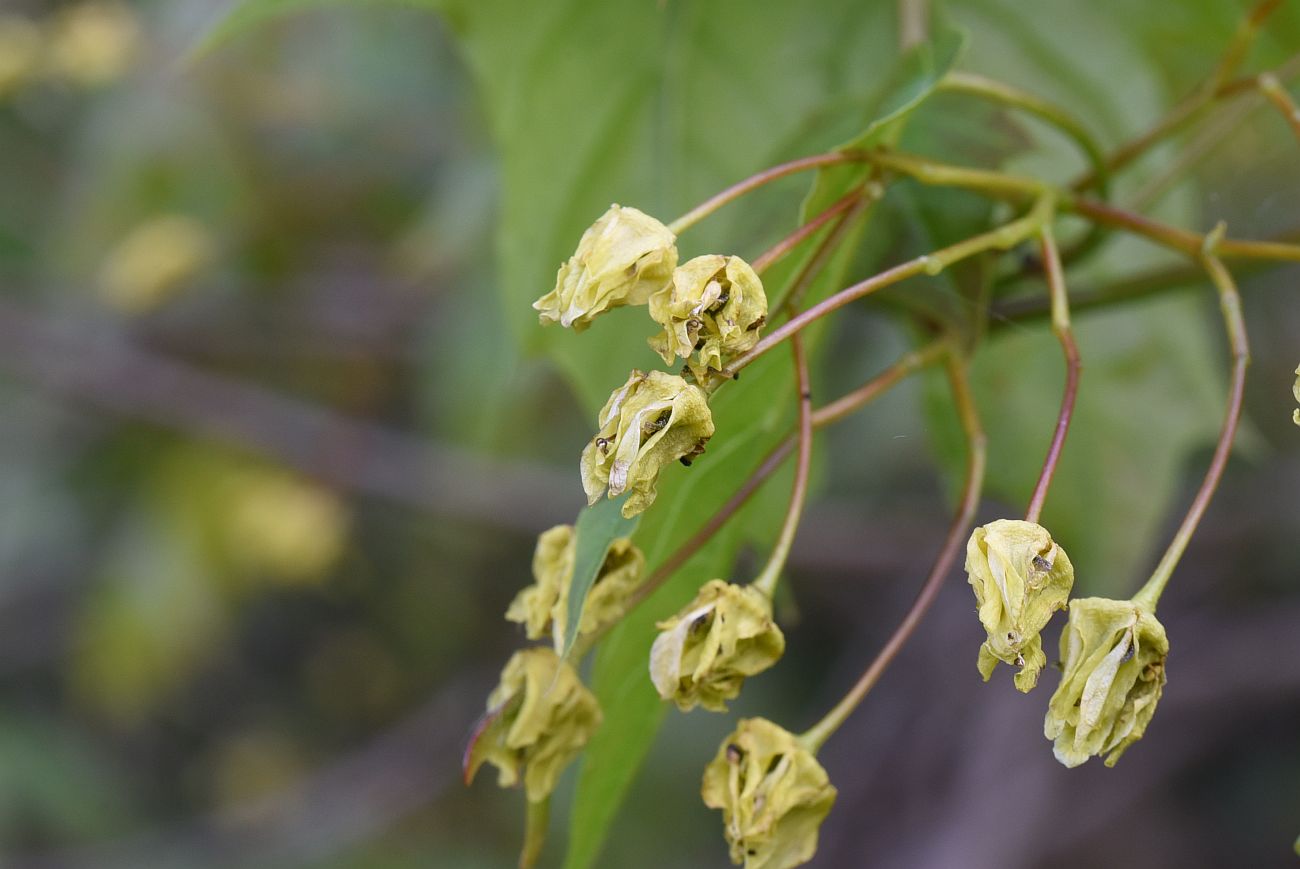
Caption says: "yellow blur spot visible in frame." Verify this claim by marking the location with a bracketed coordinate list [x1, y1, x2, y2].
[45, 0, 140, 88]
[227, 472, 349, 584]
[98, 214, 214, 314]
[0, 16, 41, 98]
[210, 729, 305, 811]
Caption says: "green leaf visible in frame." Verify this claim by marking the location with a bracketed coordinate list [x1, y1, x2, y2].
[560, 494, 639, 659]
[187, 0, 444, 60]
[801, 20, 966, 221]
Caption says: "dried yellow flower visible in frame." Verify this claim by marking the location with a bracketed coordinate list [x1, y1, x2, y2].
[1044, 597, 1168, 768]
[581, 370, 714, 518]
[965, 519, 1075, 692]
[533, 204, 677, 330]
[463, 647, 602, 802]
[648, 254, 767, 378]
[702, 718, 836, 869]
[649, 580, 784, 712]
[1292, 364, 1299, 425]
[505, 524, 644, 650]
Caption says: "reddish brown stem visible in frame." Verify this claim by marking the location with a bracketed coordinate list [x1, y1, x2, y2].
[752, 189, 864, 275]
[1025, 229, 1080, 524]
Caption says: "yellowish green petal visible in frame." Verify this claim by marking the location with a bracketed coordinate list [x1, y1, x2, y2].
[701, 718, 836, 869]
[533, 204, 677, 331]
[965, 519, 1074, 692]
[648, 254, 767, 379]
[505, 524, 644, 650]
[580, 370, 714, 518]
[463, 647, 602, 802]
[1043, 597, 1169, 768]
[649, 580, 784, 712]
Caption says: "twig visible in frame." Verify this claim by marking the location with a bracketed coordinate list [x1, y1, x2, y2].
[800, 351, 986, 752]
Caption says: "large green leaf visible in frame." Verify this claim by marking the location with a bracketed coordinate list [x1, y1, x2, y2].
[187, 0, 444, 58]
[560, 494, 639, 659]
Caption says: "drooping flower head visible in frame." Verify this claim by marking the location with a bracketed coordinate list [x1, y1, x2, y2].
[533, 204, 677, 331]
[581, 370, 714, 518]
[701, 717, 837, 869]
[505, 524, 644, 650]
[462, 647, 602, 801]
[965, 519, 1075, 692]
[649, 579, 784, 712]
[648, 254, 767, 378]
[1044, 597, 1169, 768]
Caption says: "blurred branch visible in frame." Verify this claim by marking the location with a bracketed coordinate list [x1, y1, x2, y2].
[0, 298, 575, 533]
[10, 672, 486, 869]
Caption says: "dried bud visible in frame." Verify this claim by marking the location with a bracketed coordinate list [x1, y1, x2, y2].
[505, 525, 645, 649]
[581, 370, 714, 518]
[1043, 597, 1169, 768]
[1292, 364, 1299, 425]
[965, 519, 1075, 692]
[649, 580, 784, 712]
[701, 718, 836, 869]
[463, 647, 602, 801]
[533, 204, 677, 330]
[648, 255, 767, 378]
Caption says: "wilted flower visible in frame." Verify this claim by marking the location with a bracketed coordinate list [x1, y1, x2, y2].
[505, 524, 644, 649]
[648, 254, 767, 378]
[533, 204, 677, 330]
[1292, 364, 1299, 425]
[1044, 597, 1169, 768]
[649, 580, 784, 712]
[701, 717, 836, 869]
[965, 519, 1074, 692]
[463, 647, 602, 802]
[581, 370, 714, 518]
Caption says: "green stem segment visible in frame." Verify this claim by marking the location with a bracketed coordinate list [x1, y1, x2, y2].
[1024, 225, 1080, 524]
[752, 336, 814, 599]
[1258, 73, 1300, 143]
[1133, 241, 1250, 612]
[520, 797, 550, 869]
[800, 351, 987, 753]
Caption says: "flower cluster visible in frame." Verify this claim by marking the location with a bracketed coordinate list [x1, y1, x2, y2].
[506, 524, 644, 650]
[965, 519, 1074, 692]
[701, 718, 837, 869]
[650, 580, 785, 712]
[463, 647, 602, 802]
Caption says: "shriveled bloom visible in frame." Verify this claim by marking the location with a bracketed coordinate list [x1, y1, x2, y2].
[1044, 597, 1169, 768]
[1292, 364, 1299, 425]
[533, 204, 677, 330]
[648, 255, 767, 378]
[462, 647, 602, 801]
[965, 519, 1074, 692]
[581, 370, 714, 518]
[505, 524, 644, 649]
[649, 580, 784, 712]
[702, 718, 836, 869]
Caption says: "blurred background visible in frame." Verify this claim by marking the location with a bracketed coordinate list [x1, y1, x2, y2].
[0, 1, 1296, 867]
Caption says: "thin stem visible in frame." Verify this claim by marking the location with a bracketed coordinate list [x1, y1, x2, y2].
[1133, 248, 1250, 612]
[752, 336, 813, 598]
[868, 149, 1047, 200]
[1258, 73, 1300, 144]
[939, 71, 1110, 199]
[726, 197, 1053, 377]
[800, 351, 986, 753]
[520, 797, 550, 869]
[617, 342, 945, 616]
[1217, 52, 1300, 97]
[1072, 197, 1300, 262]
[1074, 0, 1282, 190]
[771, 183, 878, 316]
[751, 189, 864, 275]
[667, 152, 864, 235]
[1025, 226, 1080, 524]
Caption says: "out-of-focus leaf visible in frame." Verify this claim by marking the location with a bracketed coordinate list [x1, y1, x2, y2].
[802, 20, 965, 221]
[187, 0, 444, 59]
[560, 493, 638, 659]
